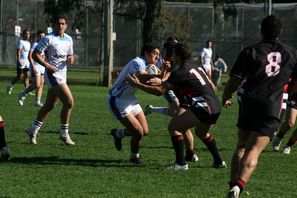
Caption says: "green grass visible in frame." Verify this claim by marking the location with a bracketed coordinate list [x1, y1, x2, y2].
[0, 68, 297, 197]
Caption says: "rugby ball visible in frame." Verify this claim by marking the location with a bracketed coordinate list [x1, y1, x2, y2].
[146, 64, 159, 75]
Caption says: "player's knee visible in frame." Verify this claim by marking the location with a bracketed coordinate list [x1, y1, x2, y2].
[288, 119, 295, 128]
[64, 98, 74, 110]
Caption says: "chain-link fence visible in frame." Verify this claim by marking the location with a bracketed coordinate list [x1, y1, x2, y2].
[1, 1, 297, 72]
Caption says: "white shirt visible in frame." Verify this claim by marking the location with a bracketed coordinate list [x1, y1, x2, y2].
[109, 56, 146, 99]
[30, 42, 44, 68]
[201, 47, 212, 67]
[35, 32, 73, 72]
[17, 39, 30, 61]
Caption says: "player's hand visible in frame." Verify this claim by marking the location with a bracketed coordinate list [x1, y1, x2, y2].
[222, 98, 233, 108]
[47, 64, 58, 73]
[67, 55, 74, 64]
[147, 77, 162, 86]
[126, 74, 140, 86]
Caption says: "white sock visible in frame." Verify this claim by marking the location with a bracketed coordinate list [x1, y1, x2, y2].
[31, 120, 43, 133]
[60, 123, 69, 137]
[130, 152, 139, 159]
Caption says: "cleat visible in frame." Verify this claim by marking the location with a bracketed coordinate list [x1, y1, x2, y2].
[28, 92, 35, 96]
[18, 93, 26, 106]
[35, 101, 44, 107]
[283, 146, 291, 154]
[272, 136, 282, 151]
[1, 147, 10, 160]
[6, 85, 13, 95]
[226, 186, 241, 198]
[168, 163, 189, 171]
[111, 129, 122, 151]
[185, 153, 199, 162]
[213, 160, 227, 168]
[144, 105, 153, 115]
[129, 157, 144, 165]
[26, 128, 38, 144]
[60, 134, 75, 145]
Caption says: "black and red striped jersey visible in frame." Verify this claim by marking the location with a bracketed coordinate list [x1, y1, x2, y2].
[231, 40, 297, 119]
[167, 62, 221, 115]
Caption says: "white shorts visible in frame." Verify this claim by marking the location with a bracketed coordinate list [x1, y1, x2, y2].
[18, 59, 30, 69]
[203, 64, 212, 72]
[106, 95, 142, 119]
[30, 64, 45, 77]
[44, 70, 67, 89]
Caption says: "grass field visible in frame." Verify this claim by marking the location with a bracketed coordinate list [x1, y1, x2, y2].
[0, 68, 297, 197]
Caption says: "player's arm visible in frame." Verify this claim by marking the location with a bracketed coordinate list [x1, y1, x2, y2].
[126, 74, 167, 96]
[67, 55, 74, 65]
[288, 78, 297, 94]
[32, 49, 58, 73]
[222, 75, 242, 108]
[29, 50, 38, 74]
[16, 48, 22, 67]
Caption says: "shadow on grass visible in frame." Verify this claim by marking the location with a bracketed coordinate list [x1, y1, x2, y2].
[8, 156, 147, 168]
[45, 130, 89, 136]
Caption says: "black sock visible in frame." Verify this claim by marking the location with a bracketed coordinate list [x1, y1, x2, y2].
[202, 135, 222, 165]
[277, 133, 284, 139]
[171, 135, 185, 165]
[286, 139, 297, 147]
[0, 121, 7, 149]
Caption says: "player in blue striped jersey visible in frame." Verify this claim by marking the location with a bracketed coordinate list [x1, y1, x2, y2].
[107, 43, 160, 164]
[26, 16, 75, 145]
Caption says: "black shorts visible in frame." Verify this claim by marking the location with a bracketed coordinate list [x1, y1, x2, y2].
[237, 115, 281, 139]
[181, 104, 221, 125]
[17, 67, 30, 74]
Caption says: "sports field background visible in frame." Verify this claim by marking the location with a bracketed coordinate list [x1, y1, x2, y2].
[0, 68, 296, 197]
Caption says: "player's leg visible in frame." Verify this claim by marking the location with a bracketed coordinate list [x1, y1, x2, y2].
[283, 128, 297, 154]
[0, 115, 10, 160]
[18, 76, 37, 106]
[168, 108, 201, 170]
[23, 69, 30, 88]
[195, 125, 225, 168]
[184, 129, 199, 162]
[26, 88, 59, 144]
[52, 83, 75, 145]
[7, 67, 23, 94]
[273, 107, 297, 151]
[35, 75, 44, 106]
[119, 110, 148, 164]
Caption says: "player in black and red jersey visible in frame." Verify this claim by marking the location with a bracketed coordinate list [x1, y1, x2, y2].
[126, 42, 225, 170]
[273, 93, 297, 154]
[223, 15, 297, 198]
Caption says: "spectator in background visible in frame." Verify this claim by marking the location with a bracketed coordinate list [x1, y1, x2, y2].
[7, 29, 31, 95]
[212, 53, 228, 87]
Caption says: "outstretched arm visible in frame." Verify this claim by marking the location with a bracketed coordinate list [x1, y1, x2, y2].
[126, 74, 167, 96]
[222, 76, 242, 108]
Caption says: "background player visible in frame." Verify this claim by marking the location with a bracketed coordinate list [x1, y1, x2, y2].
[273, 93, 297, 154]
[18, 30, 46, 107]
[200, 40, 213, 78]
[7, 29, 31, 95]
[26, 16, 75, 145]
